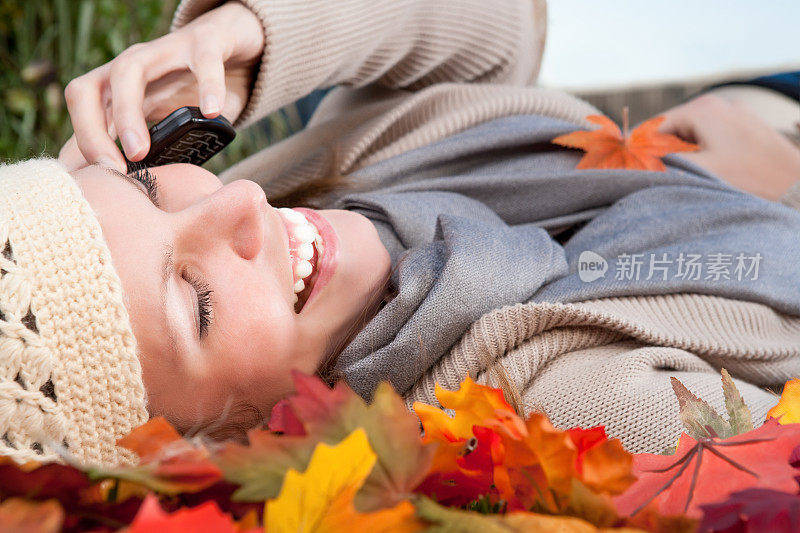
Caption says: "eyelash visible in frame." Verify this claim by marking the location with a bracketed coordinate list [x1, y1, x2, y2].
[183, 270, 214, 339]
[127, 164, 214, 339]
[128, 164, 160, 205]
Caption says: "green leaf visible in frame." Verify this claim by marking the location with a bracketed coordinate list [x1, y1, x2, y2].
[720, 369, 754, 436]
[670, 377, 732, 439]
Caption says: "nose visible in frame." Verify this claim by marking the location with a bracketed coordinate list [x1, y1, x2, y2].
[178, 179, 268, 261]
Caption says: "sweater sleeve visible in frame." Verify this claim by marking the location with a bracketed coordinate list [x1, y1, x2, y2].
[170, 0, 546, 129]
[779, 181, 800, 212]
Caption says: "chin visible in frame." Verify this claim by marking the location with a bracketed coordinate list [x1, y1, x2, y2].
[321, 208, 391, 301]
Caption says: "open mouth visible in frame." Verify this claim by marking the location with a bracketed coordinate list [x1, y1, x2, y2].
[277, 208, 325, 313]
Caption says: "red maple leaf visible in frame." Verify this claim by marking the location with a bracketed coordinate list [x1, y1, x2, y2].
[614, 419, 800, 519]
[127, 493, 256, 533]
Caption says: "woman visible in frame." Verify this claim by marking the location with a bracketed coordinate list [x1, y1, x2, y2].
[3, 0, 800, 466]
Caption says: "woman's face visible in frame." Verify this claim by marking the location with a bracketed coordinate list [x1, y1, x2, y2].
[71, 163, 391, 430]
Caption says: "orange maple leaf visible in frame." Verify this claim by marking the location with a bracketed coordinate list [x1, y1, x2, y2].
[552, 108, 698, 171]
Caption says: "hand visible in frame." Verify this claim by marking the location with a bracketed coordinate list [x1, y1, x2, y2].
[658, 93, 800, 202]
[59, 1, 265, 172]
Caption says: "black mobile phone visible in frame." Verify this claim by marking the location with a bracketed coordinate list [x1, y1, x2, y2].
[125, 106, 236, 172]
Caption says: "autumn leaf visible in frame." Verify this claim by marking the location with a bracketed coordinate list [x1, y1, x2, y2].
[414, 377, 521, 442]
[218, 373, 434, 512]
[671, 377, 733, 440]
[670, 370, 754, 440]
[698, 488, 800, 533]
[551, 107, 698, 171]
[0, 459, 145, 532]
[413, 378, 635, 517]
[88, 417, 223, 495]
[768, 378, 800, 424]
[568, 426, 636, 495]
[614, 419, 800, 519]
[116, 416, 186, 462]
[263, 428, 423, 533]
[415, 496, 645, 533]
[127, 493, 250, 533]
[0, 498, 63, 533]
[720, 369, 755, 436]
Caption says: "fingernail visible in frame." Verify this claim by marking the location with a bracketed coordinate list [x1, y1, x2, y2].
[121, 130, 142, 158]
[202, 94, 220, 115]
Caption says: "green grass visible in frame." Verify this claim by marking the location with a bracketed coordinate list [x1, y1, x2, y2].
[0, 0, 295, 168]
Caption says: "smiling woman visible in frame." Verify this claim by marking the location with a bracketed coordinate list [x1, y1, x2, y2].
[70, 162, 391, 438]
[3, 0, 800, 469]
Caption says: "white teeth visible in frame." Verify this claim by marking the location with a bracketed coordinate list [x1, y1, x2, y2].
[293, 224, 316, 243]
[294, 260, 312, 279]
[293, 279, 305, 293]
[278, 207, 306, 225]
[277, 207, 326, 310]
[297, 242, 314, 261]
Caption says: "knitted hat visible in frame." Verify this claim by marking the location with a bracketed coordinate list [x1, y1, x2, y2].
[0, 158, 149, 467]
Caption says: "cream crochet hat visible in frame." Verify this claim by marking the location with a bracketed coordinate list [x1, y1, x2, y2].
[0, 158, 149, 467]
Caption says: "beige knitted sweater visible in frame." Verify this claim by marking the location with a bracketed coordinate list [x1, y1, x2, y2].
[173, 0, 800, 453]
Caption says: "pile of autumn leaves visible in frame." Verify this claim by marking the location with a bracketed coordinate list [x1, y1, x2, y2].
[2, 372, 800, 532]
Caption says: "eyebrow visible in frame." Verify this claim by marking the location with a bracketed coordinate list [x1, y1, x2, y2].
[160, 243, 182, 365]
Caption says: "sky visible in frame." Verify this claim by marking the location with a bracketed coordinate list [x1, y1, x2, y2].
[538, 0, 800, 90]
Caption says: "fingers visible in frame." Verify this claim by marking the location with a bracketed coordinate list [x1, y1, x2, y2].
[64, 63, 127, 172]
[191, 44, 227, 118]
[64, 9, 236, 169]
[109, 39, 184, 162]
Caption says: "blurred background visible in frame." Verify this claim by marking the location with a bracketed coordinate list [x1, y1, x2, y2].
[1, 0, 798, 172]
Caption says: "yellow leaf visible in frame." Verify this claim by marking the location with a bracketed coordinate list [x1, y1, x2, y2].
[264, 428, 423, 533]
[768, 379, 800, 424]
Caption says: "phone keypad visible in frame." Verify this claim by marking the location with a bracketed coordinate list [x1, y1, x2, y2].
[152, 130, 227, 166]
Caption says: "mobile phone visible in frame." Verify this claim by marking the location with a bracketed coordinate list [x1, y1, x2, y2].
[124, 106, 236, 172]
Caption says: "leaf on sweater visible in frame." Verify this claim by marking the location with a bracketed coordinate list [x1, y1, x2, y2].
[551, 107, 698, 171]
[264, 428, 424, 533]
[127, 493, 249, 533]
[218, 372, 435, 512]
[768, 378, 800, 424]
[670, 377, 731, 439]
[698, 488, 800, 533]
[721, 369, 755, 435]
[671, 370, 754, 440]
[614, 419, 800, 519]
[0, 498, 63, 533]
